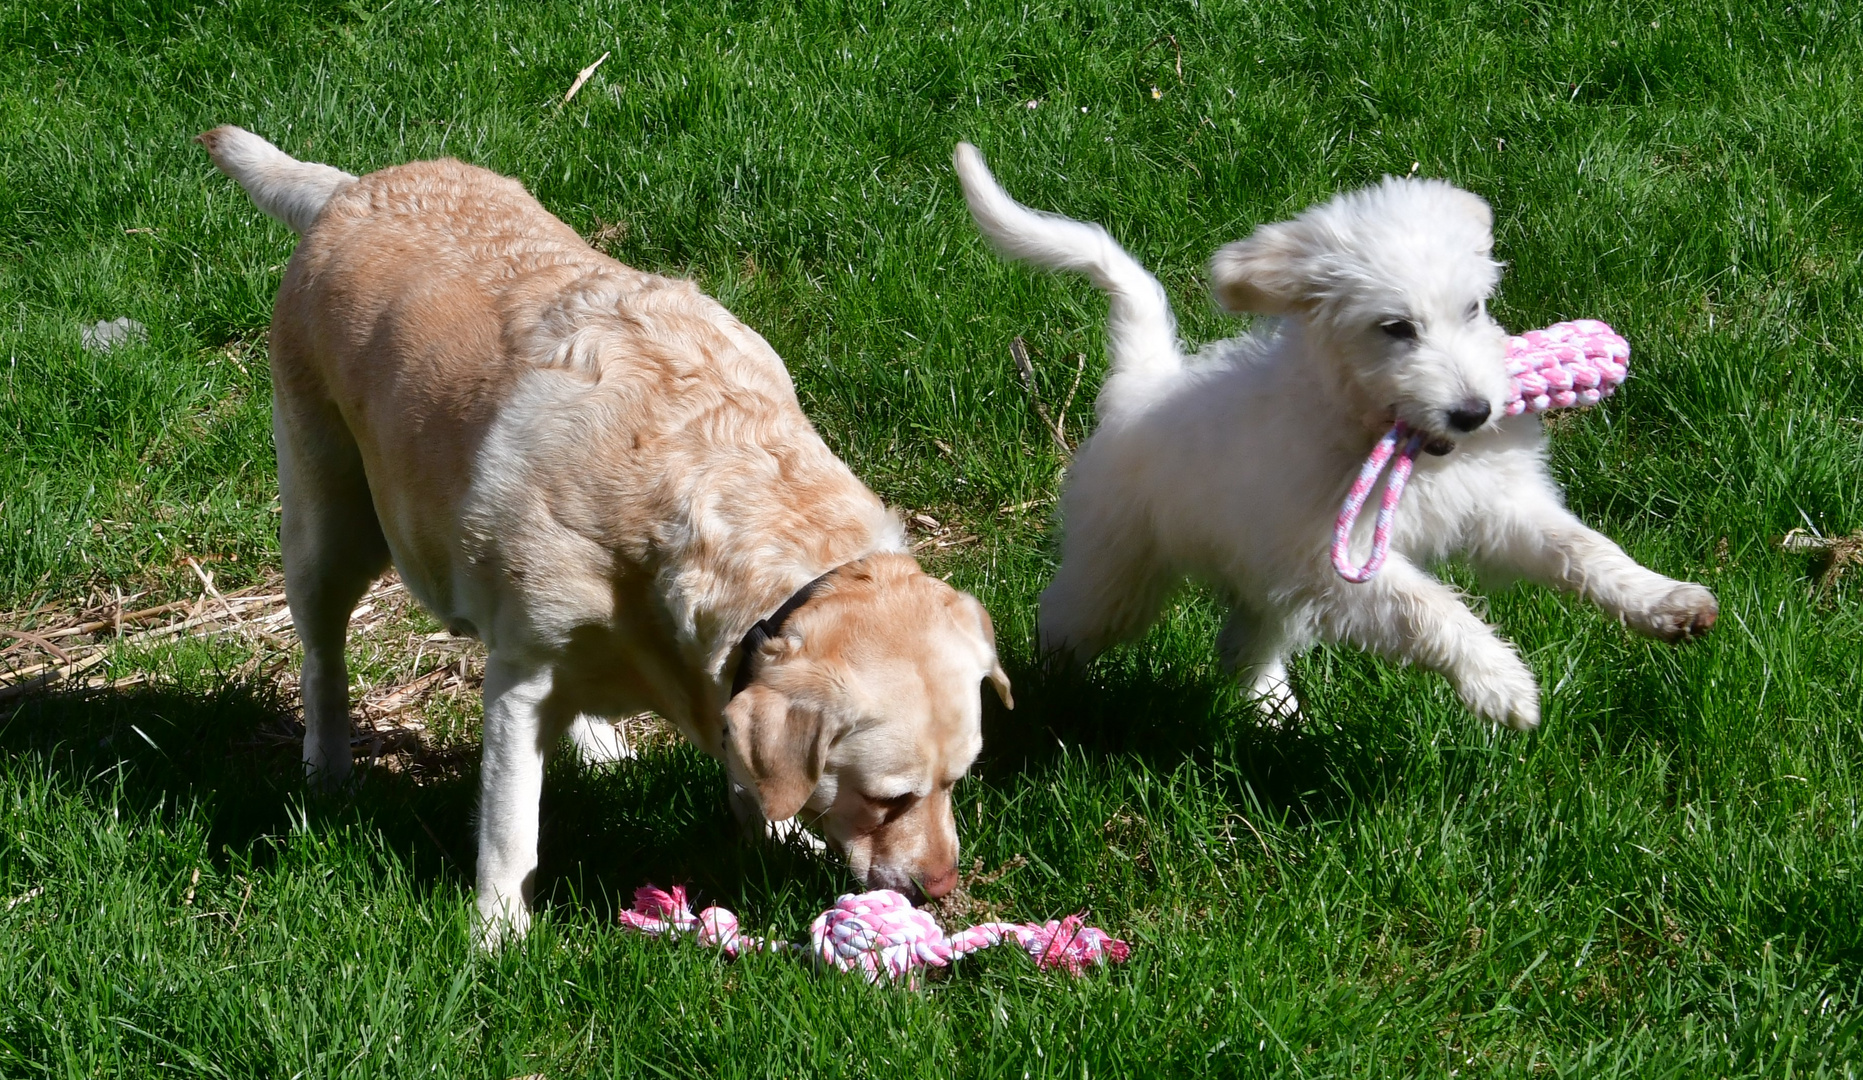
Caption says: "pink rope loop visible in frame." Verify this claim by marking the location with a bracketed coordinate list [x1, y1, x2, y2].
[616, 884, 696, 934]
[1332, 320, 1629, 583]
[1331, 424, 1424, 583]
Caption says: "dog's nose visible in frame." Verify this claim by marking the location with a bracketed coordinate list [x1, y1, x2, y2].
[917, 865, 959, 900]
[1446, 399, 1492, 433]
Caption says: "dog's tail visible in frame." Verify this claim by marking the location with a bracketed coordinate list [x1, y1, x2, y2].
[196, 125, 356, 234]
[953, 142, 1182, 422]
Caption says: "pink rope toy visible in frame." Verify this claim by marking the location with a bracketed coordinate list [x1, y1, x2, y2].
[618, 884, 1130, 986]
[1331, 319, 1630, 583]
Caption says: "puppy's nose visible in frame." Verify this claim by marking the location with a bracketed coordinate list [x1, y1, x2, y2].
[918, 865, 959, 900]
[1446, 399, 1492, 433]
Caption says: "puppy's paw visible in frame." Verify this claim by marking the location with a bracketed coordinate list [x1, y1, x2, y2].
[1629, 583, 1719, 643]
[1459, 657, 1541, 731]
[1246, 671, 1304, 729]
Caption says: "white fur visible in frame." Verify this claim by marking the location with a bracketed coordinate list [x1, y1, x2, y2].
[567, 715, 634, 764]
[955, 143, 1718, 729]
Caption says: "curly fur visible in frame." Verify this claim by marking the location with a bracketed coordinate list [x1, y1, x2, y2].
[955, 142, 1716, 729]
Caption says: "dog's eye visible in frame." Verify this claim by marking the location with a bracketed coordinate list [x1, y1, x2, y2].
[1379, 319, 1418, 341]
[869, 792, 916, 821]
[1464, 302, 1482, 321]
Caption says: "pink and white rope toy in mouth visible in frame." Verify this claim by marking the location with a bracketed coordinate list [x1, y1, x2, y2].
[1331, 320, 1630, 583]
[618, 884, 1130, 986]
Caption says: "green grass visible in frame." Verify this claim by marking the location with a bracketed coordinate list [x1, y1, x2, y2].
[5, 0, 1863, 1074]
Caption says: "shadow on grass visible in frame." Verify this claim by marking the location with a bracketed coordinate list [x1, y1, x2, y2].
[0, 680, 845, 928]
[0, 644, 1420, 928]
[982, 648, 1398, 827]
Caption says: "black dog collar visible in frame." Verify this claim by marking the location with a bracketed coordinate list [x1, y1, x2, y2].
[729, 567, 842, 698]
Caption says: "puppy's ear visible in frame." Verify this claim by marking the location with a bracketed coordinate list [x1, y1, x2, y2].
[723, 684, 832, 822]
[973, 601, 1014, 709]
[1447, 187, 1494, 239]
[1209, 219, 1320, 316]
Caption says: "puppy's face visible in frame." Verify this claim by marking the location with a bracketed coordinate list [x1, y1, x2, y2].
[1210, 177, 1510, 447]
[721, 554, 1011, 900]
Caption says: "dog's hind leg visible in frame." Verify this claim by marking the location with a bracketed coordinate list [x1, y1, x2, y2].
[1470, 493, 1718, 643]
[1218, 607, 1301, 723]
[1038, 536, 1174, 665]
[275, 402, 390, 786]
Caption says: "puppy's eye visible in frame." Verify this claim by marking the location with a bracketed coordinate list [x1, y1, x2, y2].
[1464, 301, 1482, 321]
[1379, 319, 1418, 341]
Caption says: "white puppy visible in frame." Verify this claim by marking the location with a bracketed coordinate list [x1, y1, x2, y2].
[954, 143, 1716, 729]
[198, 126, 1012, 945]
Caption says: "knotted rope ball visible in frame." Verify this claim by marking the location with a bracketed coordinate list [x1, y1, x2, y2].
[809, 888, 1129, 982]
[619, 884, 1129, 986]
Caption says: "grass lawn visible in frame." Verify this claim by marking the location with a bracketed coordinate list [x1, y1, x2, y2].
[5, 0, 1863, 1074]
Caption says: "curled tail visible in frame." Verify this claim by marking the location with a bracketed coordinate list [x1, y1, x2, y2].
[953, 142, 1182, 421]
[196, 125, 355, 234]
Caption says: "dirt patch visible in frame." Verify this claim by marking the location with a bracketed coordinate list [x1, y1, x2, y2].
[923, 854, 1029, 925]
[0, 569, 668, 779]
[1780, 528, 1863, 590]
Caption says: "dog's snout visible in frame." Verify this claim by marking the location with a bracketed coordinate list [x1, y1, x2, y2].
[917, 865, 959, 901]
[1447, 399, 1492, 433]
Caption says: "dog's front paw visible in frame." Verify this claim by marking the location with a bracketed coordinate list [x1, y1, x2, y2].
[1458, 657, 1541, 731]
[475, 893, 530, 951]
[765, 815, 829, 853]
[567, 715, 635, 765]
[1629, 583, 1719, 643]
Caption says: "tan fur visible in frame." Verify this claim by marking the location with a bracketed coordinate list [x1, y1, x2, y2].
[200, 127, 1009, 943]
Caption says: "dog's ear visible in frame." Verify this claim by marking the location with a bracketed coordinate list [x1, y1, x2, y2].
[972, 599, 1013, 709]
[986, 660, 1013, 709]
[1209, 220, 1321, 316]
[723, 684, 834, 822]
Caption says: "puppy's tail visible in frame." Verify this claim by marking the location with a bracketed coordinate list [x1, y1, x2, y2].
[196, 125, 356, 234]
[953, 142, 1182, 422]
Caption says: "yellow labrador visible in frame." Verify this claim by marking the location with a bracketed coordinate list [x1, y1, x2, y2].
[198, 126, 1010, 944]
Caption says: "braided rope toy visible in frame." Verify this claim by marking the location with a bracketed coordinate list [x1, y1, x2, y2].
[618, 884, 1130, 986]
[1331, 320, 1630, 583]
